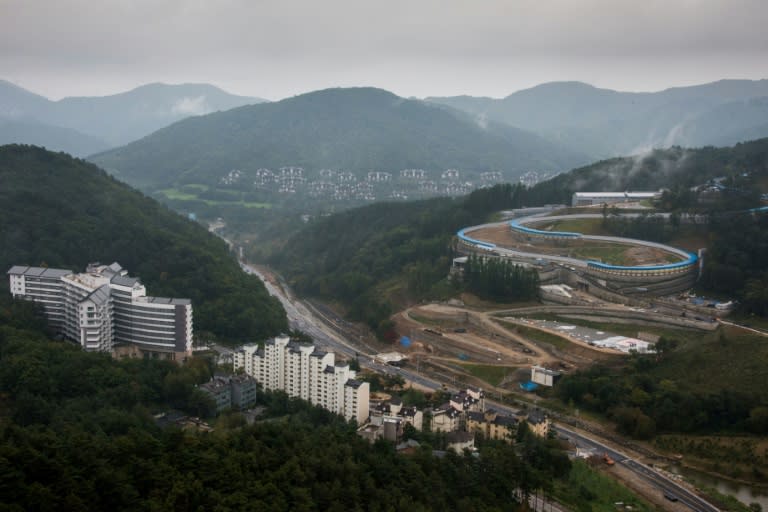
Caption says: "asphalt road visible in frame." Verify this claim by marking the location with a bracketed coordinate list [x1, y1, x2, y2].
[553, 425, 719, 512]
[239, 260, 720, 511]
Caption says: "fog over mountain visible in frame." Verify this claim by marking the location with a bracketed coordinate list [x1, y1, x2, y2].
[0, 80, 265, 155]
[427, 79, 768, 159]
[89, 87, 588, 191]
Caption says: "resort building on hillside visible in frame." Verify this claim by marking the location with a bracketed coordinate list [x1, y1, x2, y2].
[7, 263, 193, 358]
[233, 335, 370, 425]
[571, 191, 661, 207]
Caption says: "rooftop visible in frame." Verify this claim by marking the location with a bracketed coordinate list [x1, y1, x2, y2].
[7, 265, 72, 278]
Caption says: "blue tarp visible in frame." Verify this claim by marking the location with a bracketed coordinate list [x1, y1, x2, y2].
[519, 381, 539, 392]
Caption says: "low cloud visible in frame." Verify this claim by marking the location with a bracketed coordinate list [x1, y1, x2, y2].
[171, 96, 211, 116]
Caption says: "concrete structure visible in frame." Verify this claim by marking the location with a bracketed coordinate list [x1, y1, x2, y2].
[571, 191, 660, 207]
[531, 365, 562, 387]
[8, 263, 193, 358]
[233, 335, 370, 425]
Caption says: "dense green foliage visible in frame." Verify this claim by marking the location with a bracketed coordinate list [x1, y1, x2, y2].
[528, 138, 768, 206]
[556, 332, 768, 439]
[0, 302, 573, 511]
[463, 254, 540, 302]
[0, 145, 287, 343]
[272, 186, 528, 334]
[90, 87, 585, 189]
[699, 212, 768, 316]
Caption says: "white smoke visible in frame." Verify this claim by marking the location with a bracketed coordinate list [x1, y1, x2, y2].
[475, 113, 489, 130]
[171, 96, 212, 116]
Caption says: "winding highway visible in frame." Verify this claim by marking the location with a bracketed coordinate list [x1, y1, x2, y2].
[553, 425, 719, 512]
[239, 261, 719, 510]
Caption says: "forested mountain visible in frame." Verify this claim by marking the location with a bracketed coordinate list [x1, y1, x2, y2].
[0, 80, 264, 154]
[0, 144, 286, 343]
[427, 79, 768, 159]
[89, 87, 588, 190]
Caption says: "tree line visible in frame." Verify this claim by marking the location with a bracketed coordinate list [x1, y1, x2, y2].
[463, 254, 540, 302]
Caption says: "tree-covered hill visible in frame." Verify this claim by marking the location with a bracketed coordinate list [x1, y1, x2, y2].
[89, 87, 588, 190]
[271, 186, 525, 334]
[272, 138, 768, 333]
[0, 144, 286, 343]
[0, 300, 572, 511]
[527, 137, 768, 206]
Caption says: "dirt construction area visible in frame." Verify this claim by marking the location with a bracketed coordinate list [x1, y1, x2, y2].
[392, 302, 622, 391]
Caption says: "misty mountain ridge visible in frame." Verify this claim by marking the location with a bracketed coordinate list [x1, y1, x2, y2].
[0, 80, 266, 154]
[427, 79, 768, 159]
[89, 86, 589, 191]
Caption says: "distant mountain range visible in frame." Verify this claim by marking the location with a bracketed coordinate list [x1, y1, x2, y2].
[0, 80, 265, 155]
[427, 79, 768, 159]
[89, 87, 588, 190]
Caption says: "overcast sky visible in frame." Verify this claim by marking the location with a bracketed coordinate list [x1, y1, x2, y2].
[1, 0, 767, 101]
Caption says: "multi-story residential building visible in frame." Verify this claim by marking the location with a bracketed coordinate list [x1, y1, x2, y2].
[198, 375, 259, 414]
[467, 409, 517, 441]
[431, 404, 462, 432]
[370, 397, 424, 431]
[7, 263, 193, 358]
[525, 409, 551, 437]
[199, 377, 232, 413]
[233, 335, 370, 425]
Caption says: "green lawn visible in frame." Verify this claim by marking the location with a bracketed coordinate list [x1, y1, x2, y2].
[159, 188, 199, 201]
[496, 320, 571, 350]
[456, 363, 513, 387]
[157, 188, 271, 208]
[553, 460, 655, 512]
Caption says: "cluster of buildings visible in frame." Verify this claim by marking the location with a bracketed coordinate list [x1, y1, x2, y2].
[214, 166, 510, 202]
[7, 263, 193, 359]
[571, 191, 661, 207]
[360, 386, 550, 449]
[233, 335, 369, 425]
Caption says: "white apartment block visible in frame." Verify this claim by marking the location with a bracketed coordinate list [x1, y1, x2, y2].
[7, 263, 193, 358]
[234, 335, 370, 425]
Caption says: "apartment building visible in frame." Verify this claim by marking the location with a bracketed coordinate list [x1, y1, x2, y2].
[233, 335, 370, 425]
[7, 262, 193, 358]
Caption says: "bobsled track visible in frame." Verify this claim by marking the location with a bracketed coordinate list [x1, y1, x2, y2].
[456, 211, 700, 297]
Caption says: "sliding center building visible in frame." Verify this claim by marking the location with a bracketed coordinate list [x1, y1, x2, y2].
[7, 262, 193, 359]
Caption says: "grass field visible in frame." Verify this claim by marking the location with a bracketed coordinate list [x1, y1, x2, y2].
[157, 188, 272, 208]
[522, 313, 702, 343]
[456, 363, 513, 386]
[541, 218, 612, 236]
[649, 326, 768, 397]
[495, 320, 571, 350]
[568, 244, 632, 265]
[554, 460, 655, 512]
